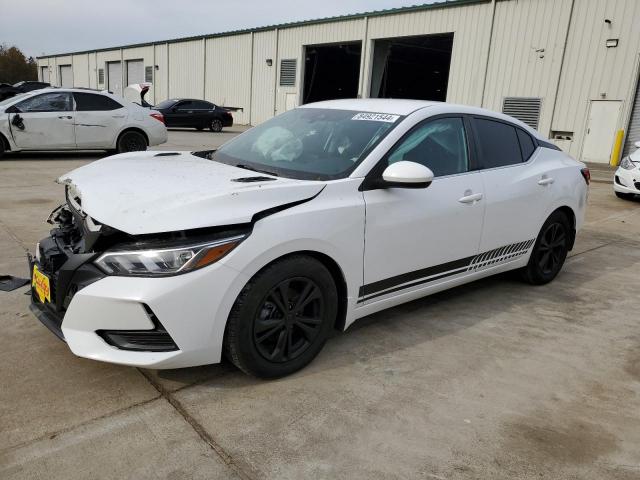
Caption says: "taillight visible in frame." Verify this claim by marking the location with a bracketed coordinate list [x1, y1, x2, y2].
[150, 113, 165, 124]
[580, 167, 590, 185]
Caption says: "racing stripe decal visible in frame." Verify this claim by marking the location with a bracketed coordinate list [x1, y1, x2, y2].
[358, 239, 535, 303]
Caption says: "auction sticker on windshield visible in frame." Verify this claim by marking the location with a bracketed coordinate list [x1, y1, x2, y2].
[32, 265, 51, 303]
[352, 112, 400, 123]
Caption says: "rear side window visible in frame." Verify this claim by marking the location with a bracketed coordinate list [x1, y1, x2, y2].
[474, 118, 522, 168]
[516, 129, 536, 161]
[74, 93, 122, 111]
[16, 92, 73, 112]
[192, 101, 213, 109]
[176, 101, 194, 110]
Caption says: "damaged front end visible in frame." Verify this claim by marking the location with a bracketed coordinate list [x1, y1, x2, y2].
[28, 187, 127, 340]
[29, 185, 250, 351]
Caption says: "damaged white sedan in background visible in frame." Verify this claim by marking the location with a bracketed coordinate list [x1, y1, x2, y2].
[0, 88, 166, 158]
[28, 99, 589, 378]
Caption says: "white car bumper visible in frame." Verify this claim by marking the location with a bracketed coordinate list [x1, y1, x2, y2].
[146, 120, 168, 147]
[32, 257, 249, 369]
[613, 166, 640, 194]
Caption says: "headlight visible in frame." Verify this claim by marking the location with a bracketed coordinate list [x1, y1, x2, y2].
[94, 235, 245, 276]
[620, 156, 637, 170]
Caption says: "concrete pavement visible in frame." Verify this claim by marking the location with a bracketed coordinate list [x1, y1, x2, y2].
[1, 131, 639, 479]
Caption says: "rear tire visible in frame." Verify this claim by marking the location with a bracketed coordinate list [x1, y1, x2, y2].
[224, 255, 338, 378]
[521, 210, 570, 285]
[117, 131, 147, 153]
[615, 191, 635, 200]
[210, 119, 223, 132]
[0, 139, 5, 159]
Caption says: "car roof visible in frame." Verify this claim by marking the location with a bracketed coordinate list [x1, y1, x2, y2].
[300, 98, 542, 137]
[300, 98, 439, 116]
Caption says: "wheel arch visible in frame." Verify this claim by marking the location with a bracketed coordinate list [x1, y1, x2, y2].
[550, 205, 576, 251]
[116, 127, 149, 146]
[233, 249, 350, 333]
[0, 131, 11, 151]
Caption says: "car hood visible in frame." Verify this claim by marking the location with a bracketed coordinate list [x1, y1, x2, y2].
[57, 151, 325, 235]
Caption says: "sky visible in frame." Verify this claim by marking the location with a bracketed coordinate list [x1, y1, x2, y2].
[0, 0, 434, 58]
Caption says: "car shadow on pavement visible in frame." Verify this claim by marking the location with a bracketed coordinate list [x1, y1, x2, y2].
[149, 272, 530, 388]
[2, 151, 109, 161]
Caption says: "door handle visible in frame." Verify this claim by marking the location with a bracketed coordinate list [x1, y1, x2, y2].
[111, 115, 125, 118]
[458, 192, 483, 204]
[538, 176, 555, 186]
[58, 115, 72, 119]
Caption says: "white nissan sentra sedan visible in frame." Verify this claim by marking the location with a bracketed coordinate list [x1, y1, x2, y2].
[28, 99, 589, 378]
[0, 88, 167, 157]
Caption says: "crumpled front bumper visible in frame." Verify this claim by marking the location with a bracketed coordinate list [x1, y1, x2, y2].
[28, 240, 249, 369]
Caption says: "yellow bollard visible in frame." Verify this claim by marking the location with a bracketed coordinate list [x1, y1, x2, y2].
[610, 129, 624, 167]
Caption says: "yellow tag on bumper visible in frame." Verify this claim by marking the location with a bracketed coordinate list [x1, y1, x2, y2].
[32, 265, 51, 303]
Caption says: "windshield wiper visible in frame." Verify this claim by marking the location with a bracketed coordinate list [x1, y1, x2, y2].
[235, 164, 279, 177]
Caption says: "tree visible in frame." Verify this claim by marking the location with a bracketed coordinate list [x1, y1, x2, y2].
[0, 44, 38, 84]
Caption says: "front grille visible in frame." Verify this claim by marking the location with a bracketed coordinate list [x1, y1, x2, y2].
[635, 181, 640, 190]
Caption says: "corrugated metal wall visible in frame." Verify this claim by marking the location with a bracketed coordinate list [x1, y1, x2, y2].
[251, 30, 277, 125]
[168, 40, 204, 99]
[482, 0, 573, 135]
[552, 0, 640, 159]
[205, 34, 252, 124]
[365, 1, 494, 106]
[36, 0, 640, 163]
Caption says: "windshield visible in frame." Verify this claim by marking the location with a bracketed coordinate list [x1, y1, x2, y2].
[0, 92, 28, 107]
[212, 108, 401, 180]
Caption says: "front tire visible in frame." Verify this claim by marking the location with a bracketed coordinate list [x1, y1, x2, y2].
[224, 255, 338, 378]
[210, 119, 223, 132]
[521, 211, 570, 285]
[117, 131, 147, 153]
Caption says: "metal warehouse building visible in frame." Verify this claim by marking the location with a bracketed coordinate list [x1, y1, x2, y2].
[37, 0, 640, 164]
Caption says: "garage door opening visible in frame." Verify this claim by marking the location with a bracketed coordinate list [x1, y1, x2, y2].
[370, 33, 453, 101]
[303, 42, 361, 104]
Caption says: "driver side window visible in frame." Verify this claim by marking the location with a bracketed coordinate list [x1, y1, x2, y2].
[387, 117, 469, 177]
[16, 93, 73, 113]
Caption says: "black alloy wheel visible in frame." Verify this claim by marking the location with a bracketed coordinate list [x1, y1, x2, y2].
[521, 210, 570, 285]
[224, 255, 338, 378]
[210, 119, 223, 132]
[536, 222, 566, 275]
[117, 131, 147, 153]
[253, 278, 324, 363]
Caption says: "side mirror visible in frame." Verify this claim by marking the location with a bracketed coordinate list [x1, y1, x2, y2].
[5, 105, 18, 113]
[635, 141, 640, 149]
[381, 161, 434, 189]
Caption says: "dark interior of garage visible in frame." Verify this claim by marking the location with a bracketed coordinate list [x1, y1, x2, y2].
[370, 33, 453, 101]
[303, 42, 362, 104]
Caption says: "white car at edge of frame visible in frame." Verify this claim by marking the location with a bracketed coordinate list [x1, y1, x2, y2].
[614, 141, 640, 200]
[28, 99, 590, 378]
[0, 88, 167, 158]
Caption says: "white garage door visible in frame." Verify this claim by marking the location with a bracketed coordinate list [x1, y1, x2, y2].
[40, 66, 50, 83]
[59, 65, 73, 87]
[126, 60, 144, 85]
[107, 61, 123, 97]
[623, 77, 640, 157]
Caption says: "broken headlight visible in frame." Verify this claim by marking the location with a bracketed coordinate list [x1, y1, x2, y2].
[94, 235, 245, 276]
